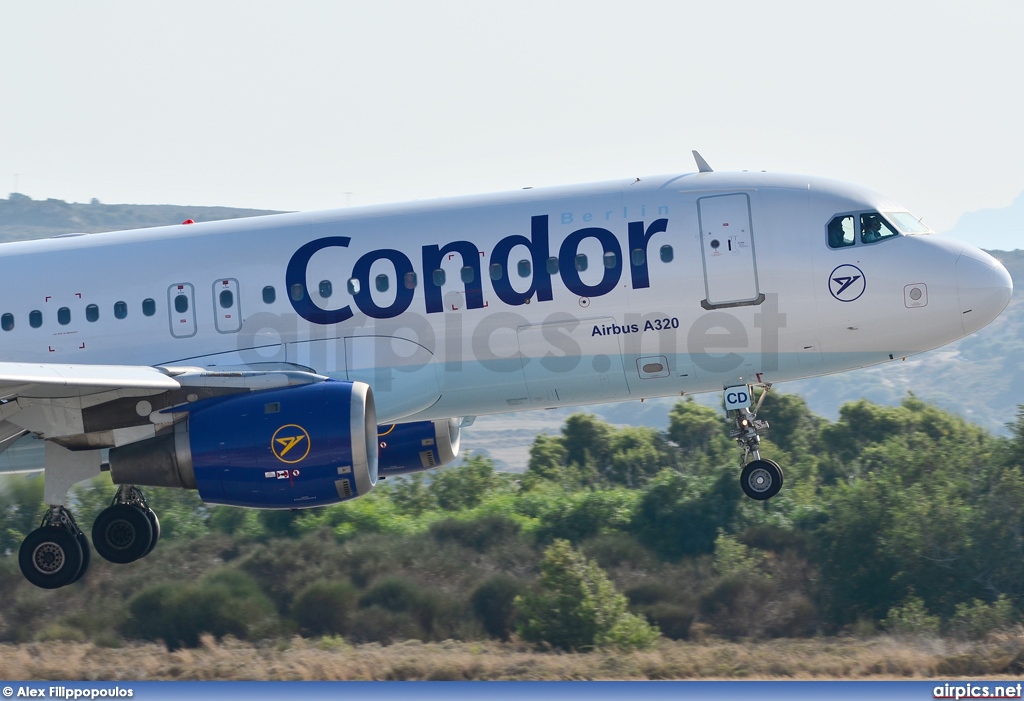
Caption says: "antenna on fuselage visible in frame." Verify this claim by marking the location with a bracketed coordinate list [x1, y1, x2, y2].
[692, 150, 713, 173]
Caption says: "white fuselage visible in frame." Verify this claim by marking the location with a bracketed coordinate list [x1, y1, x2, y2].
[0, 171, 1011, 423]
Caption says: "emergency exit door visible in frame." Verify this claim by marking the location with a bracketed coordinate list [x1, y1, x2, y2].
[697, 194, 762, 308]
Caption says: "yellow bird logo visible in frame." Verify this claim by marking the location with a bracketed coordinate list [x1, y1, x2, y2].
[271, 424, 311, 464]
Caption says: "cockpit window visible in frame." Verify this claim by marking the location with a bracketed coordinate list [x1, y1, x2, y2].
[827, 215, 856, 248]
[885, 211, 931, 234]
[861, 213, 899, 244]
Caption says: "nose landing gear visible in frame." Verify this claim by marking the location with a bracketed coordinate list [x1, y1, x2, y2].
[727, 384, 784, 501]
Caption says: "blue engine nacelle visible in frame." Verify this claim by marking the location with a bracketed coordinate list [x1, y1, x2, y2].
[108, 380, 378, 508]
[377, 419, 461, 476]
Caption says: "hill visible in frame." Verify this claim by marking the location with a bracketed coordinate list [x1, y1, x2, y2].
[0, 192, 282, 242]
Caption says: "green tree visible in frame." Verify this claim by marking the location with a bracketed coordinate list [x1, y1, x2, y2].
[389, 473, 437, 515]
[629, 469, 740, 559]
[521, 434, 567, 490]
[667, 398, 731, 461]
[516, 539, 659, 650]
[561, 414, 613, 470]
[430, 455, 499, 511]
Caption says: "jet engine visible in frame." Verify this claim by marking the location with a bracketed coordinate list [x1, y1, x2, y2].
[108, 380, 377, 508]
[377, 419, 461, 476]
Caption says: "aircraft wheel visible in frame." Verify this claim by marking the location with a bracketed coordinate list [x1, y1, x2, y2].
[740, 459, 784, 501]
[19, 526, 84, 589]
[92, 503, 154, 564]
[143, 508, 160, 557]
[70, 531, 91, 584]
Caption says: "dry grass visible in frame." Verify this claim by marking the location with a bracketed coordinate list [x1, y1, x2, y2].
[1, 633, 1023, 680]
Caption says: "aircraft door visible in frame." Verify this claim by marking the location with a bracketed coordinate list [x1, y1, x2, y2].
[697, 194, 763, 308]
[212, 278, 242, 333]
[168, 283, 197, 338]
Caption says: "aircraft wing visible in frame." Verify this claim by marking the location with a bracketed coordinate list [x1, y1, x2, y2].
[0, 362, 182, 397]
[0, 362, 329, 473]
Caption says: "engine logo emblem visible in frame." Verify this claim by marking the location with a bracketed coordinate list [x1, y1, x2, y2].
[271, 424, 311, 464]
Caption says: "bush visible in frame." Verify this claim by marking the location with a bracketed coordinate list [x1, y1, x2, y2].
[948, 596, 1017, 639]
[359, 576, 440, 636]
[470, 574, 524, 641]
[430, 514, 521, 551]
[516, 539, 659, 651]
[882, 595, 940, 637]
[639, 602, 695, 640]
[125, 569, 278, 650]
[291, 581, 359, 636]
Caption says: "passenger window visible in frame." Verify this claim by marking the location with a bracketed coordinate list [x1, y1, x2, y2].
[632, 248, 645, 266]
[114, 301, 128, 319]
[29, 310, 42, 328]
[142, 299, 156, 317]
[827, 215, 856, 248]
[489, 263, 503, 281]
[1, 314, 13, 331]
[517, 260, 531, 278]
[219, 290, 234, 308]
[174, 295, 189, 314]
[262, 286, 276, 304]
[289, 283, 304, 302]
[58, 307, 70, 325]
[546, 257, 559, 274]
[575, 254, 588, 272]
[433, 269, 446, 286]
[660, 245, 673, 263]
[404, 272, 417, 290]
[860, 212, 899, 244]
[376, 274, 389, 292]
[461, 266, 475, 284]
[603, 251, 617, 269]
[86, 304, 99, 322]
[347, 278, 360, 295]
[319, 281, 333, 299]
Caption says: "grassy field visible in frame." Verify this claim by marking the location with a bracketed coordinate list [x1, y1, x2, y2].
[2, 633, 1023, 680]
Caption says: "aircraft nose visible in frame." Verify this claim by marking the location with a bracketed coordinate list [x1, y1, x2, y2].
[956, 247, 1013, 336]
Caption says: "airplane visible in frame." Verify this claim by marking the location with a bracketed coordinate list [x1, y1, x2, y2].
[0, 152, 1011, 590]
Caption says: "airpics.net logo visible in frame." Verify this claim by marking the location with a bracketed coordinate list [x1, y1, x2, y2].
[829, 264, 866, 302]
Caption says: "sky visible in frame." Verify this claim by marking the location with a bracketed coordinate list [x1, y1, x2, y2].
[1, 1, 1022, 243]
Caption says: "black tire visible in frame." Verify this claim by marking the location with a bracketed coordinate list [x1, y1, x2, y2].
[19, 526, 84, 589]
[92, 503, 154, 564]
[143, 508, 160, 557]
[70, 531, 91, 584]
[740, 459, 784, 501]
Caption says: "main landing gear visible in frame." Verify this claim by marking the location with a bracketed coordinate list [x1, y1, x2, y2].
[93, 485, 160, 564]
[18, 484, 161, 589]
[727, 383, 784, 501]
[18, 507, 90, 589]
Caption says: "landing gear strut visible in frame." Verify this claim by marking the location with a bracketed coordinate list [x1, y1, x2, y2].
[18, 506, 90, 589]
[92, 485, 159, 564]
[728, 384, 784, 501]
